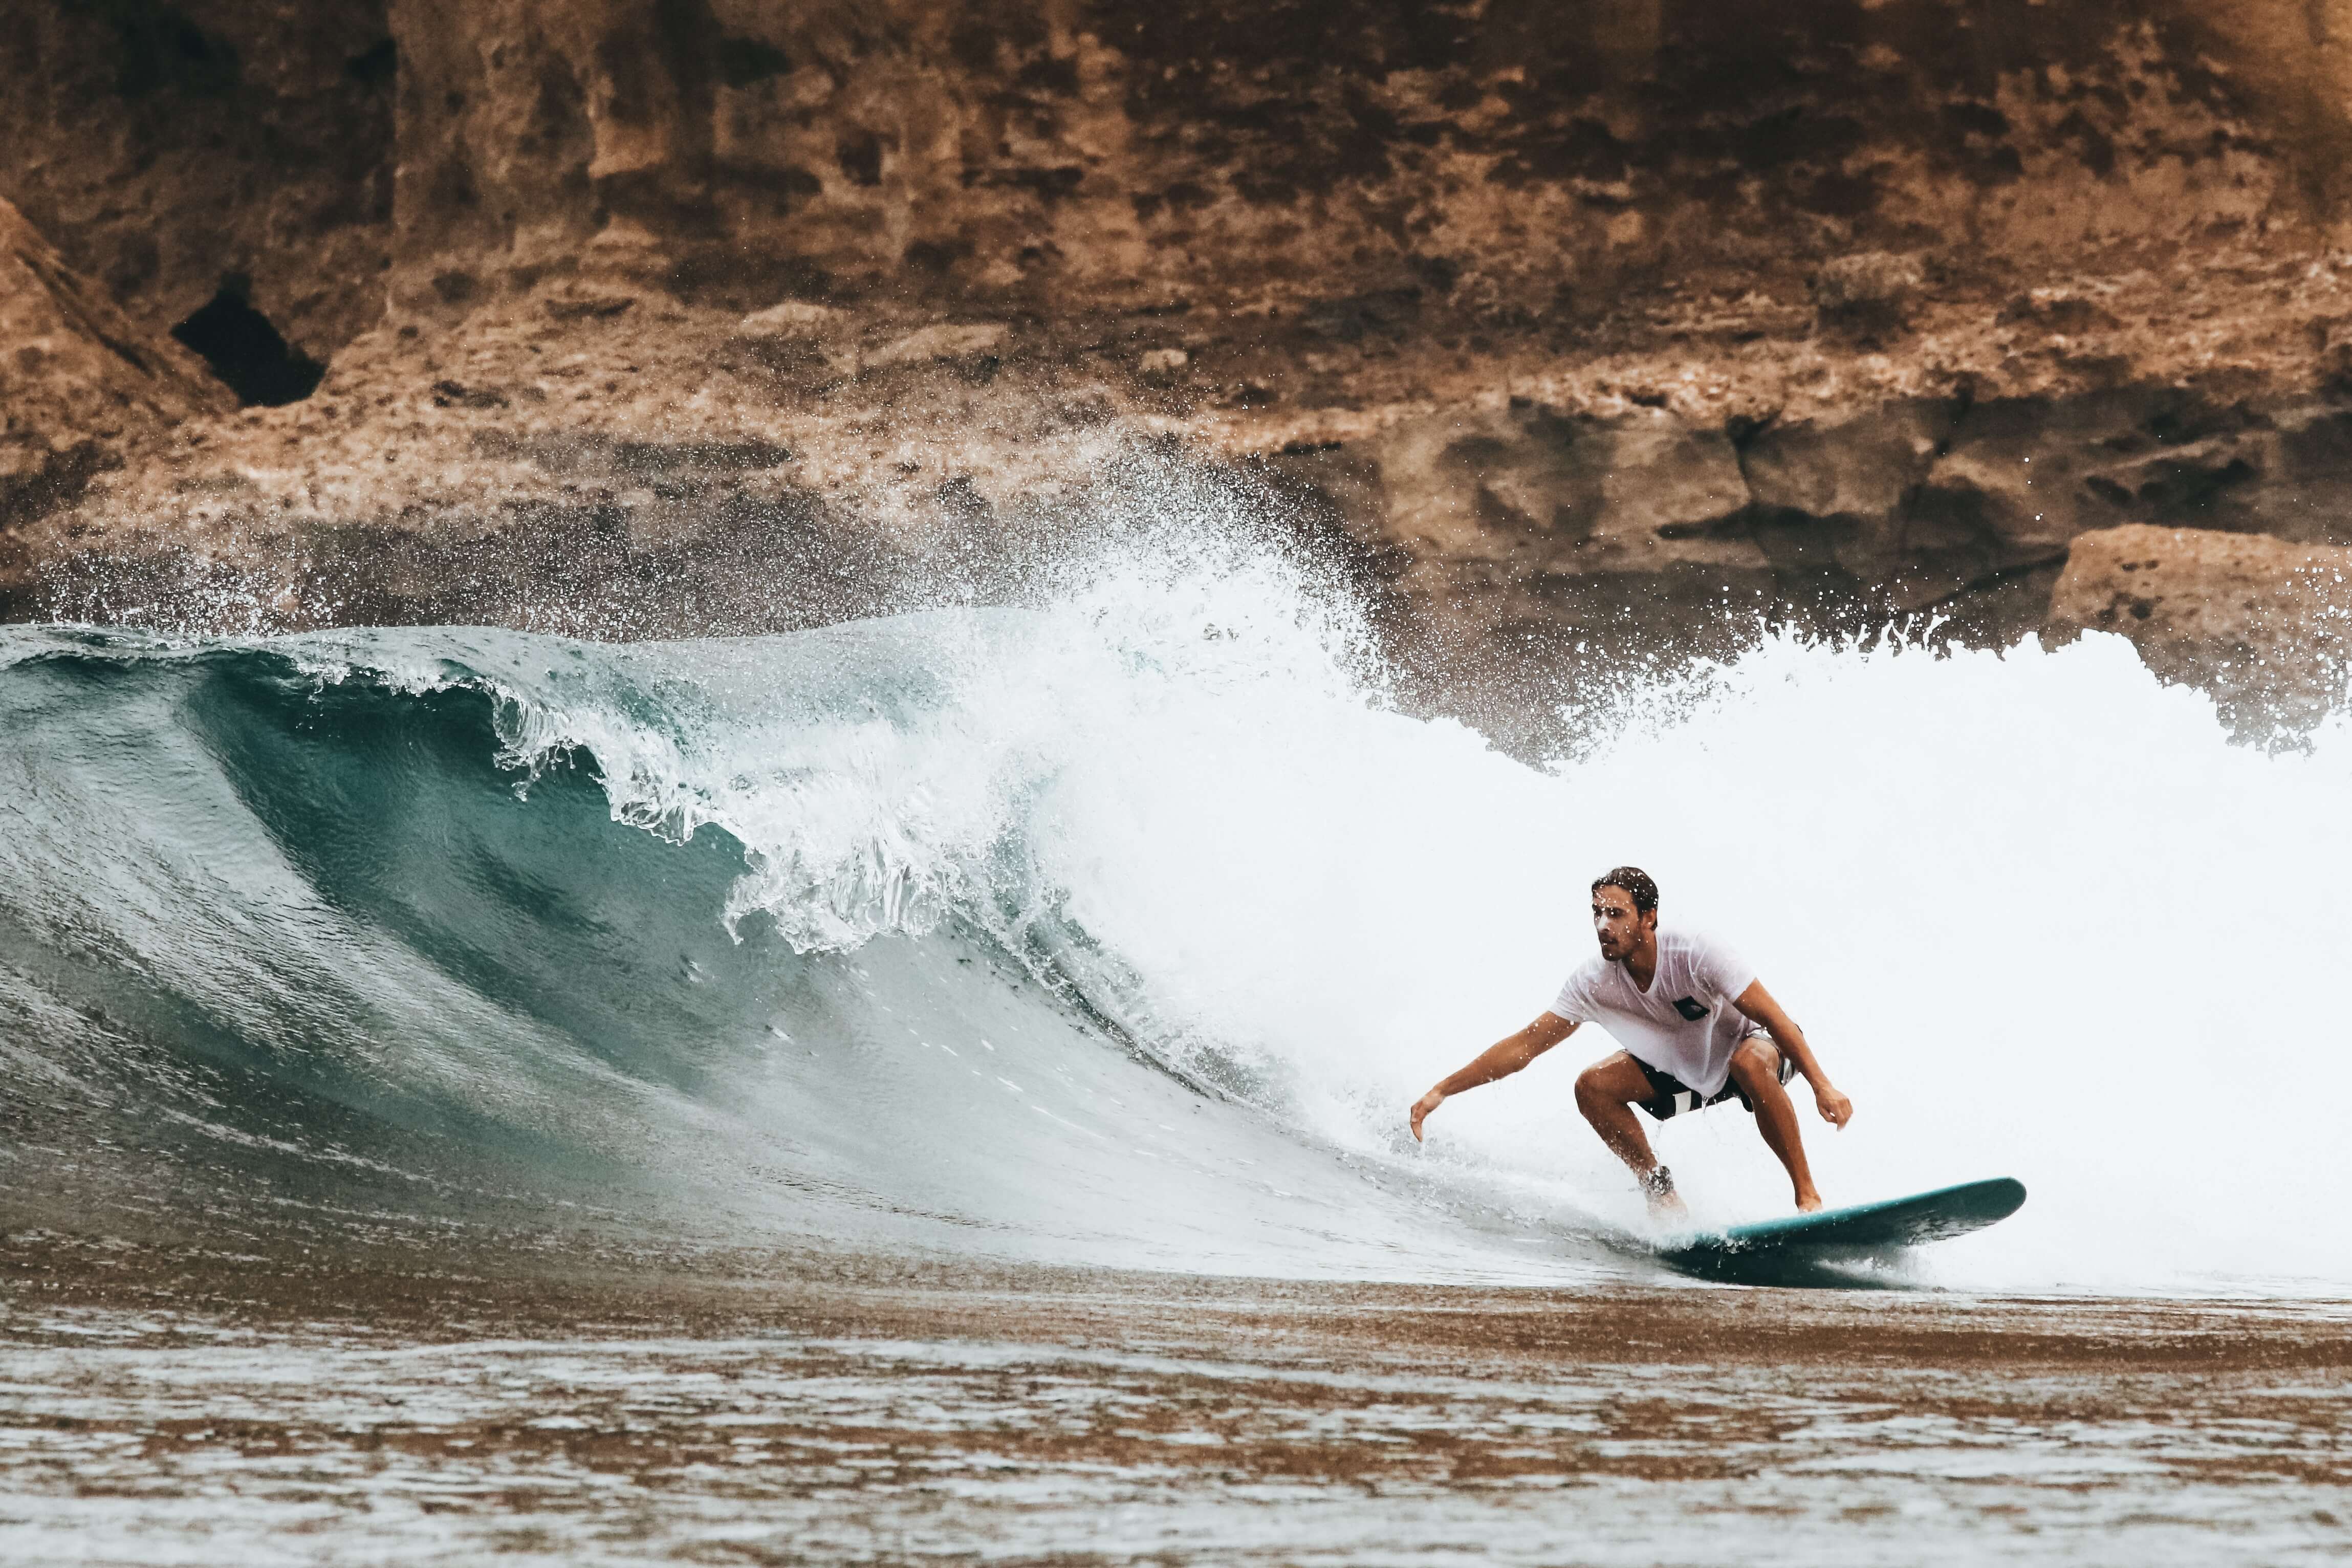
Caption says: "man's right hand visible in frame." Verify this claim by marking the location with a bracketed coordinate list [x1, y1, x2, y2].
[1409, 1087, 1446, 1142]
[1407, 1014, 1573, 1145]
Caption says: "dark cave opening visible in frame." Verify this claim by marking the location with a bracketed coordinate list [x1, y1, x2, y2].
[170, 286, 325, 406]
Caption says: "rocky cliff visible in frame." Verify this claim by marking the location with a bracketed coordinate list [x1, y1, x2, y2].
[8, 0, 2352, 741]
[0, 195, 230, 538]
[1, 1, 395, 360]
[379, 0, 2314, 314]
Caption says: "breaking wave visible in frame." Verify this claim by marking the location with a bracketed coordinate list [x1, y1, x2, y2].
[3, 538, 2347, 1293]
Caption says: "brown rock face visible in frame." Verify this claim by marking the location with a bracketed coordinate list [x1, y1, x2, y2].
[381, 0, 2311, 318]
[0, 2, 396, 358]
[0, 197, 230, 555]
[11, 0, 2343, 340]
[10, 1, 2352, 741]
[2048, 524, 2352, 728]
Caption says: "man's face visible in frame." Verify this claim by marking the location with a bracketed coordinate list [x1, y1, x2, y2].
[1592, 885, 1653, 961]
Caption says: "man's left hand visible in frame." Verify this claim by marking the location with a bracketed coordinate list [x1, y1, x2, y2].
[1814, 1083, 1854, 1129]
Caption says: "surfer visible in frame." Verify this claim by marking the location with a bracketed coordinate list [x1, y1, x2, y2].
[1408, 866, 1853, 1217]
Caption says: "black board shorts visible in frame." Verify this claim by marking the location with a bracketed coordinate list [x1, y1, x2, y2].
[1636, 1046, 1795, 1122]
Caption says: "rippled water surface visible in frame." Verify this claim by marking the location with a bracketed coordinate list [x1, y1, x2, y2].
[4, 1276, 2347, 1566]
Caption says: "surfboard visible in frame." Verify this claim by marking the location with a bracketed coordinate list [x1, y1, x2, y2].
[1655, 1177, 2027, 1287]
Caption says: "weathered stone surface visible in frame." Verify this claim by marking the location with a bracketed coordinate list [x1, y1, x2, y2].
[736, 301, 848, 339]
[356, 0, 2324, 322]
[13, 1, 2352, 743]
[1905, 393, 2254, 611]
[732, 299, 857, 377]
[0, 1, 395, 357]
[862, 322, 1011, 373]
[0, 197, 230, 545]
[2047, 523, 2352, 728]
[1743, 403, 1952, 527]
[9, 0, 2342, 356]
[1369, 404, 1753, 582]
[1811, 252, 1927, 341]
[1742, 401, 1956, 593]
[28, 263, 2352, 696]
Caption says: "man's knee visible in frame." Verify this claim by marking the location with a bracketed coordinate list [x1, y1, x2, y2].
[1574, 1063, 1618, 1115]
[1728, 1037, 1781, 1088]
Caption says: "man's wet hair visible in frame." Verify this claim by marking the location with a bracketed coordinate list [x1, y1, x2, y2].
[1592, 866, 1659, 915]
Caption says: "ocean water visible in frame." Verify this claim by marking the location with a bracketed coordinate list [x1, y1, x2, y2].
[4, 534, 2347, 1297]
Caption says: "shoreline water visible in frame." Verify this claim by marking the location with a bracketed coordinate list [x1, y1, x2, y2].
[5, 1233, 2349, 1564]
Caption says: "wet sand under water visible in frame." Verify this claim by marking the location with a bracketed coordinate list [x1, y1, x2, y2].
[1, 1238, 2347, 1565]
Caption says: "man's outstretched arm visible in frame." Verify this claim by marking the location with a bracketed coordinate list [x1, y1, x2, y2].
[1410, 1013, 1580, 1142]
[1733, 979, 1854, 1129]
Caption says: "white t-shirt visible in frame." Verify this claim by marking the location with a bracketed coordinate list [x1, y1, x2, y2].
[1548, 926, 1763, 1096]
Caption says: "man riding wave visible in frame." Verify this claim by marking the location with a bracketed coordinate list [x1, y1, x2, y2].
[1409, 866, 1854, 1217]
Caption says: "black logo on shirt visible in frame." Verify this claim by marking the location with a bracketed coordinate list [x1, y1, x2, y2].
[1672, 995, 1708, 1021]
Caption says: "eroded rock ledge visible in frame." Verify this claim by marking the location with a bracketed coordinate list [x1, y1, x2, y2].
[11, 227, 2352, 739]
[2050, 524, 2352, 729]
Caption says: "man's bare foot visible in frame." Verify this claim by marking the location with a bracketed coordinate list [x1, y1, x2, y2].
[1795, 1190, 1825, 1213]
[1641, 1165, 1688, 1222]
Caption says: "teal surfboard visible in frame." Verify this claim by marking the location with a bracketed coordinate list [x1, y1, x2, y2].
[1656, 1177, 2027, 1287]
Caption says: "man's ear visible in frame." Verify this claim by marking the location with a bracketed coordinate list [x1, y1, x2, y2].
[1640, 908, 1659, 930]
